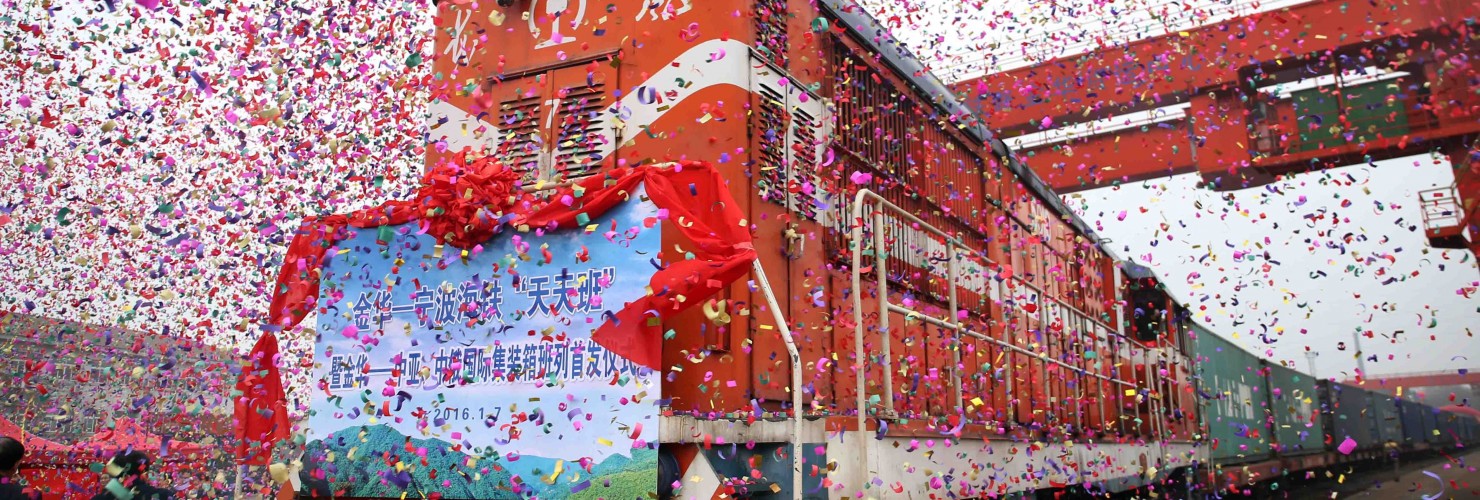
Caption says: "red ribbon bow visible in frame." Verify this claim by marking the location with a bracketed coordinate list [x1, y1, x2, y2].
[414, 154, 523, 248]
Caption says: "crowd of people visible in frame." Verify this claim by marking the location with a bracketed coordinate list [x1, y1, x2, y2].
[0, 436, 333, 499]
[0, 437, 40, 500]
[1, 436, 173, 499]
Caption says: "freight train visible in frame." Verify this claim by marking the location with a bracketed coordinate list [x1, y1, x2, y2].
[424, 0, 1205, 497]
[1193, 323, 1480, 494]
[425, 0, 1480, 495]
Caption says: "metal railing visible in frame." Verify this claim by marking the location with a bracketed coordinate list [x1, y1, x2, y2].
[750, 259, 804, 500]
[849, 189, 1148, 436]
[1419, 185, 1464, 234]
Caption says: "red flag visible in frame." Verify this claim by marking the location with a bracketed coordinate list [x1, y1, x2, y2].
[234, 332, 290, 465]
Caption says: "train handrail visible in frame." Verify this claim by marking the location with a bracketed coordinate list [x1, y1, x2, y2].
[750, 258, 804, 500]
[850, 188, 1151, 452]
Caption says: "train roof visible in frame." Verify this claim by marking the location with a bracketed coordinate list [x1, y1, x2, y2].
[820, 0, 1105, 246]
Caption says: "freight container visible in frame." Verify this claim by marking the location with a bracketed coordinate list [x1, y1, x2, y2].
[1369, 392, 1404, 445]
[1261, 360, 1324, 455]
[1421, 404, 1441, 445]
[1454, 411, 1474, 443]
[1397, 398, 1428, 448]
[1320, 381, 1379, 450]
[1434, 410, 1464, 447]
[1195, 327, 1273, 464]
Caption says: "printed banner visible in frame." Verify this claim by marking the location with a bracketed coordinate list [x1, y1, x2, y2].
[307, 185, 660, 499]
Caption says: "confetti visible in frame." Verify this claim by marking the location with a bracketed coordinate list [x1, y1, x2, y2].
[3, 0, 1475, 498]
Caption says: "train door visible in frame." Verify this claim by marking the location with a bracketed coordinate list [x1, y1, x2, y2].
[784, 83, 833, 414]
[748, 58, 832, 407]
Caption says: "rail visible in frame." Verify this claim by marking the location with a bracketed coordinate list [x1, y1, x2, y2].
[750, 259, 804, 500]
[1418, 185, 1464, 234]
[849, 189, 1148, 448]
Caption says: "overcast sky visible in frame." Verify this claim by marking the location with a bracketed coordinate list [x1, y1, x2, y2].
[1068, 155, 1478, 380]
[0, 1, 430, 356]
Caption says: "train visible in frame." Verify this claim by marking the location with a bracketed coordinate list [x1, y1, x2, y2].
[423, 0, 1206, 497]
[424, 0, 1480, 496]
[1193, 323, 1480, 495]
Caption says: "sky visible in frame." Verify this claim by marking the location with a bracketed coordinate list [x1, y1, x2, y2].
[0, 0, 433, 352]
[1068, 154, 1478, 380]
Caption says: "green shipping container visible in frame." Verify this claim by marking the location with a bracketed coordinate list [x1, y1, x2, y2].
[1262, 360, 1325, 455]
[1194, 324, 1274, 464]
[1292, 80, 1409, 153]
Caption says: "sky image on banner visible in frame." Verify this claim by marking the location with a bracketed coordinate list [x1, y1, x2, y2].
[306, 185, 660, 499]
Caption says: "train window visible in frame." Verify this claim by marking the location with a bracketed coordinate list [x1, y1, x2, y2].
[1129, 285, 1166, 343]
[486, 64, 618, 186]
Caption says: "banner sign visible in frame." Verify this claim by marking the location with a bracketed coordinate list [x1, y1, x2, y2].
[306, 185, 661, 499]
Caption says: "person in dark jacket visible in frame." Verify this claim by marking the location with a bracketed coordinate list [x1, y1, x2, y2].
[295, 468, 333, 500]
[0, 436, 41, 500]
[91, 450, 173, 500]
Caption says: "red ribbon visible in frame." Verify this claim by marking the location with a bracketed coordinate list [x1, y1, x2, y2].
[414, 153, 523, 249]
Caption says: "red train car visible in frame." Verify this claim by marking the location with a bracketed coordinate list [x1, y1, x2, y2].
[423, 0, 1199, 496]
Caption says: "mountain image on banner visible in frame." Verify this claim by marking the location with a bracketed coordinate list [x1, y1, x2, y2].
[306, 425, 657, 499]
